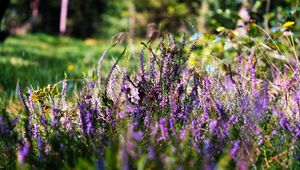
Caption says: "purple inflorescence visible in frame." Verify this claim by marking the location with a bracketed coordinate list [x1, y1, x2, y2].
[159, 117, 169, 141]
[13, 35, 300, 169]
[17, 84, 29, 111]
[0, 116, 9, 134]
[230, 140, 241, 158]
[19, 140, 30, 164]
[61, 79, 68, 109]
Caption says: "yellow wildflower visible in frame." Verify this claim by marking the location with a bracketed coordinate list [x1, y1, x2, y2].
[282, 21, 295, 28]
[67, 65, 75, 71]
[32, 90, 45, 102]
[47, 84, 56, 93]
[43, 105, 51, 114]
[31, 93, 39, 102]
[216, 26, 226, 32]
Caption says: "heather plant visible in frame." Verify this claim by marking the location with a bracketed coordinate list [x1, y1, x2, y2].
[2, 29, 300, 169]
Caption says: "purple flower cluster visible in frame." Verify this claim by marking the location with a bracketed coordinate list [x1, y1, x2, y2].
[12, 35, 300, 169]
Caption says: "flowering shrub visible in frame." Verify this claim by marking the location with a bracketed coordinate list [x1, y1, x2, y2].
[1, 33, 300, 169]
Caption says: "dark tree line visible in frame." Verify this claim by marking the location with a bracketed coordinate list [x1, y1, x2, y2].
[2, 0, 298, 38]
[7, 0, 107, 38]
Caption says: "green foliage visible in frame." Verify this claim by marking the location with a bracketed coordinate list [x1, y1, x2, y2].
[0, 34, 123, 97]
[132, 0, 201, 35]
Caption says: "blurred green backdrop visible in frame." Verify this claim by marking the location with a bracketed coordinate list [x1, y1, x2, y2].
[2, 0, 299, 38]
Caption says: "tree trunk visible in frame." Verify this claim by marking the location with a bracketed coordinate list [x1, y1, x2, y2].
[31, 0, 40, 18]
[60, 0, 69, 34]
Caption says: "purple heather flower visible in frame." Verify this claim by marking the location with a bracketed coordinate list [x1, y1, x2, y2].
[230, 140, 241, 158]
[151, 121, 159, 137]
[18, 140, 30, 164]
[176, 166, 183, 170]
[222, 115, 238, 138]
[37, 135, 43, 158]
[242, 115, 252, 131]
[129, 85, 140, 104]
[236, 160, 248, 170]
[192, 73, 199, 101]
[179, 126, 187, 140]
[61, 79, 67, 109]
[162, 53, 171, 75]
[120, 144, 129, 170]
[144, 111, 151, 128]
[17, 84, 29, 111]
[191, 118, 201, 142]
[170, 99, 178, 116]
[86, 110, 95, 136]
[183, 100, 193, 117]
[169, 116, 176, 136]
[107, 74, 118, 99]
[209, 120, 218, 133]
[224, 75, 235, 90]
[62, 114, 73, 132]
[271, 130, 277, 137]
[160, 97, 166, 109]
[90, 80, 95, 89]
[295, 90, 300, 104]
[117, 111, 126, 120]
[12, 114, 20, 126]
[128, 122, 143, 142]
[132, 131, 143, 141]
[273, 107, 293, 132]
[193, 141, 201, 153]
[139, 50, 146, 80]
[295, 127, 300, 138]
[171, 82, 183, 112]
[127, 136, 138, 158]
[203, 138, 218, 170]
[159, 117, 169, 141]
[257, 135, 263, 145]
[149, 56, 156, 81]
[253, 79, 269, 121]
[50, 107, 60, 128]
[229, 114, 239, 124]
[78, 104, 87, 134]
[148, 146, 155, 160]
[204, 77, 212, 92]
[210, 119, 225, 139]
[0, 117, 9, 134]
[215, 103, 227, 120]
[242, 115, 264, 145]
[178, 106, 188, 121]
[279, 117, 291, 132]
[39, 112, 47, 129]
[96, 159, 105, 170]
[262, 79, 269, 109]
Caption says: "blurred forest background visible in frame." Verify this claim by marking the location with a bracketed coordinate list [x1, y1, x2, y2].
[0, 0, 300, 107]
[2, 0, 299, 38]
